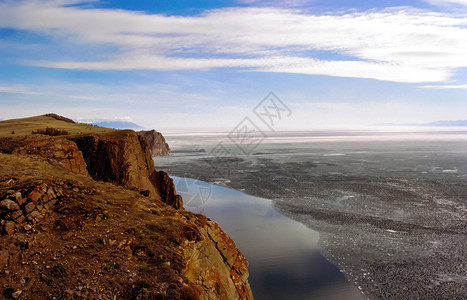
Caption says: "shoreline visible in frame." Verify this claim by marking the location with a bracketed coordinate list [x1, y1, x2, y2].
[173, 176, 365, 300]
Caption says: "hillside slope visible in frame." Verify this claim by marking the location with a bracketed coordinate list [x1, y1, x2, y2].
[0, 115, 253, 299]
[0, 114, 114, 137]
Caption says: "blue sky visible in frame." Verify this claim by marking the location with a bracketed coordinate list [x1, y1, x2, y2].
[0, 0, 466, 131]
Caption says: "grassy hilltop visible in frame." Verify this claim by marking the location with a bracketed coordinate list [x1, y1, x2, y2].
[0, 114, 115, 137]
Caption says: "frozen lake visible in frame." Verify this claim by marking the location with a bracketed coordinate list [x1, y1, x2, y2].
[157, 130, 467, 299]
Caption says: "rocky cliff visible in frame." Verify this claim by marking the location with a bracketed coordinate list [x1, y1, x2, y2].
[0, 130, 180, 209]
[0, 136, 88, 176]
[137, 130, 170, 156]
[71, 131, 159, 198]
[71, 130, 182, 209]
[0, 114, 253, 299]
[184, 221, 253, 300]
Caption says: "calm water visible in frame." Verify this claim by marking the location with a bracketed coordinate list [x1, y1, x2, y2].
[173, 176, 365, 300]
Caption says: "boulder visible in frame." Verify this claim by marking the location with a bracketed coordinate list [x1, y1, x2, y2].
[0, 199, 20, 211]
[4, 221, 15, 235]
[11, 210, 23, 220]
[14, 191, 24, 205]
[0, 249, 9, 268]
[25, 202, 35, 213]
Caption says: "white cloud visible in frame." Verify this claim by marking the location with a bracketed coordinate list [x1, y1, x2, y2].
[235, 0, 315, 7]
[0, 85, 43, 95]
[1, 1, 467, 83]
[0, 83, 102, 99]
[77, 116, 134, 123]
[421, 83, 467, 89]
[425, 0, 467, 6]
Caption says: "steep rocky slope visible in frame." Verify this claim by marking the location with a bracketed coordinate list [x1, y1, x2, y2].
[0, 115, 253, 299]
[137, 130, 171, 156]
[71, 131, 159, 198]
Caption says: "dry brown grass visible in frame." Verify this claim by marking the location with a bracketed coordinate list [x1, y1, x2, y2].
[0, 114, 115, 137]
[0, 153, 205, 299]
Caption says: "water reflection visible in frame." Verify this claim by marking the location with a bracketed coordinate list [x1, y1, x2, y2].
[173, 177, 364, 300]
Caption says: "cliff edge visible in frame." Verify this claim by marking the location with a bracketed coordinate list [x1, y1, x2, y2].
[0, 114, 253, 299]
[137, 130, 170, 157]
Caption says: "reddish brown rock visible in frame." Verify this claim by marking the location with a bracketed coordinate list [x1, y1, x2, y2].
[44, 199, 57, 210]
[0, 136, 89, 176]
[25, 202, 35, 213]
[155, 171, 183, 210]
[27, 184, 48, 203]
[29, 210, 41, 219]
[27, 190, 41, 203]
[71, 130, 183, 209]
[137, 130, 170, 156]
[72, 131, 159, 197]
[183, 220, 253, 300]
[0, 199, 20, 211]
[14, 215, 25, 223]
[0, 249, 9, 268]
[11, 210, 23, 220]
[4, 221, 15, 235]
[14, 191, 24, 205]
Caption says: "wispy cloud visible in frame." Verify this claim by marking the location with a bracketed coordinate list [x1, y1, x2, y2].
[1, 1, 467, 83]
[422, 83, 467, 89]
[0, 85, 43, 95]
[77, 116, 135, 123]
[0, 83, 101, 99]
[236, 0, 315, 7]
[425, 0, 467, 6]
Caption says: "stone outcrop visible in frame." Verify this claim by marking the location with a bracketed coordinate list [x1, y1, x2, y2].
[155, 171, 184, 210]
[71, 131, 183, 208]
[43, 113, 76, 124]
[0, 136, 88, 175]
[0, 130, 183, 209]
[137, 130, 170, 156]
[184, 221, 253, 300]
[0, 183, 63, 235]
[71, 131, 159, 197]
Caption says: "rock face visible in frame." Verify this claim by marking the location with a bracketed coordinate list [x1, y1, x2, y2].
[155, 171, 183, 210]
[72, 131, 159, 197]
[72, 131, 182, 208]
[0, 136, 88, 175]
[137, 130, 170, 156]
[184, 221, 253, 300]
